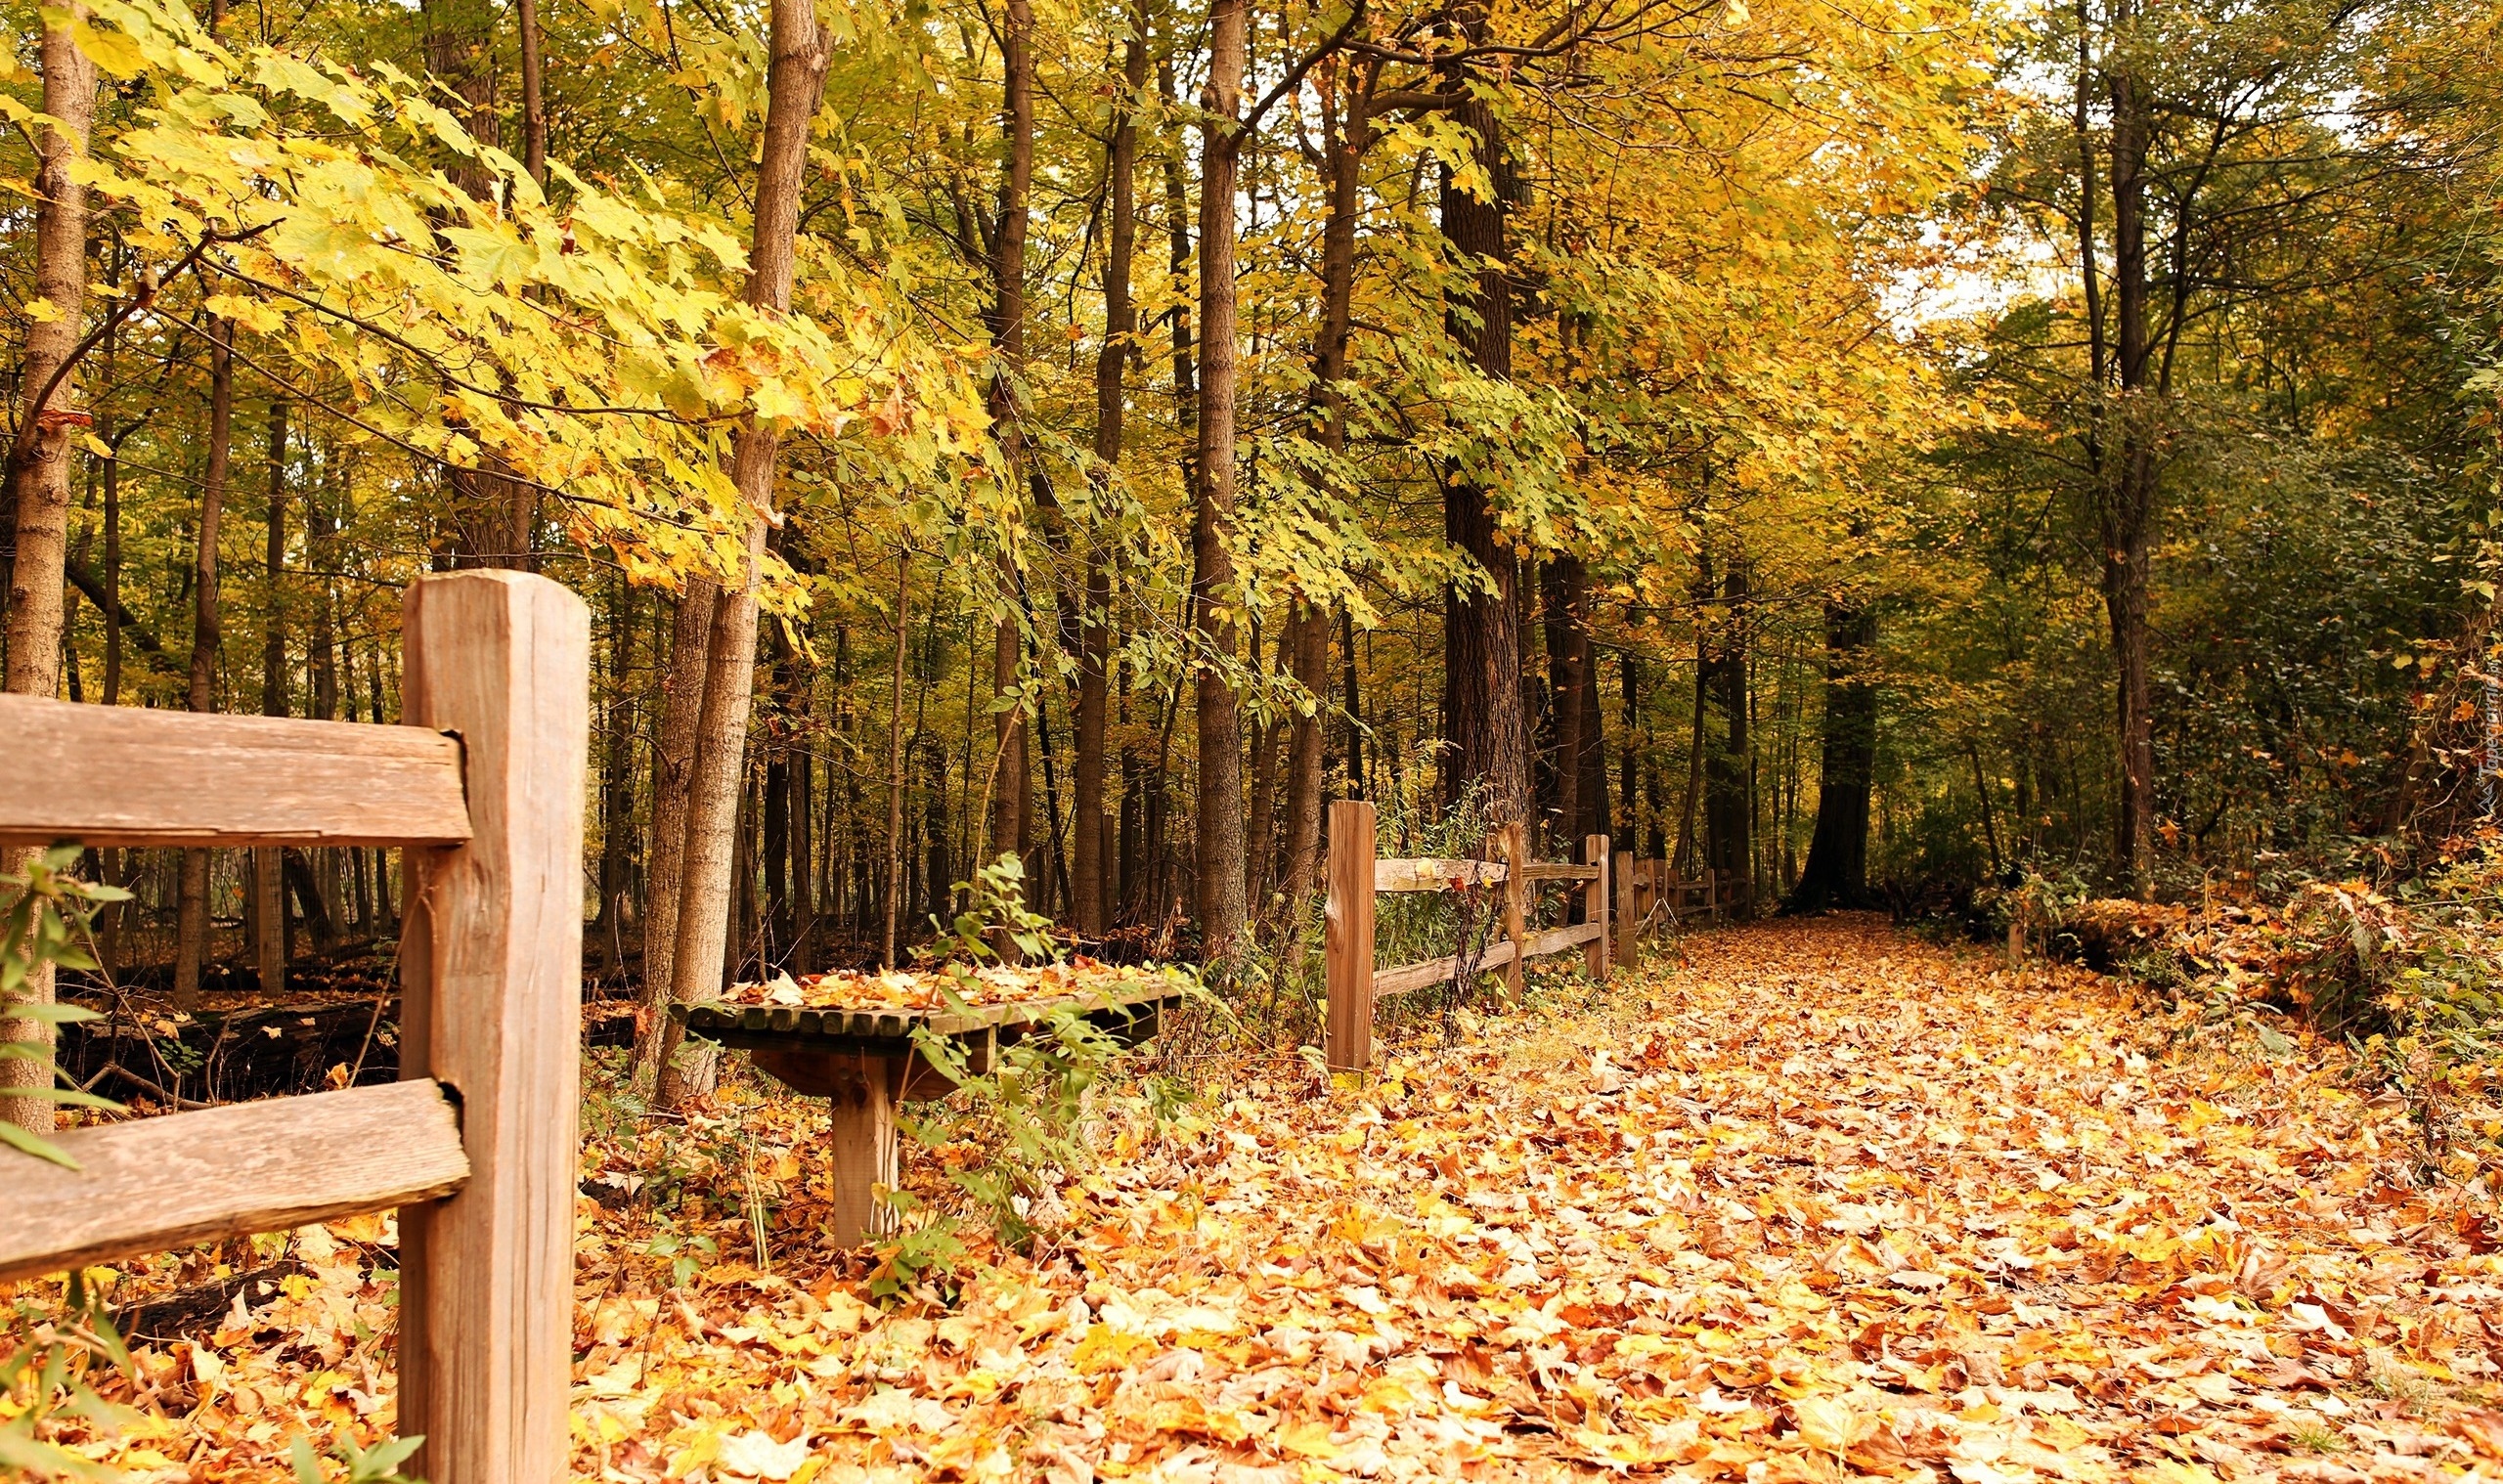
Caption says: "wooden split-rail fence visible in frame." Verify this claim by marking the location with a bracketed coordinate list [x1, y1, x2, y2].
[1321, 801, 1741, 1072]
[0, 571, 588, 1484]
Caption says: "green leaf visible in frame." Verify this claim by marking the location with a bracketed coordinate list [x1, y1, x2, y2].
[0, 1120, 82, 1170]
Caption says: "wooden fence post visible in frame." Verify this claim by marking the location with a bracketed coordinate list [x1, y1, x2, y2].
[1614, 850, 1636, 967]
[1325, 800, 1377, 1072]
[1583, 835, 1609, 982]
[1705, 866, 1719, 924]
[397, 572, 589, 1484]
[1497, 823, 1525, 1002]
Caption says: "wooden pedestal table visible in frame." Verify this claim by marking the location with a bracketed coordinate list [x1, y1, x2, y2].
[671, 982, 1184, 1244]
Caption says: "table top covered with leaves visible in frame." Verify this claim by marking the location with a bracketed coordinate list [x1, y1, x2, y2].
[669, 959, 1190, 1050]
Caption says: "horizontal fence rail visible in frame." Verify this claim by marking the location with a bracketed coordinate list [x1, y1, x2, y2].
[0, 1079, 469, 1285]
[0, 696, 473, 849]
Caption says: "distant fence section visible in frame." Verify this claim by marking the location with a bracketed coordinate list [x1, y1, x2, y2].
[1324, 803, 1609, 1071]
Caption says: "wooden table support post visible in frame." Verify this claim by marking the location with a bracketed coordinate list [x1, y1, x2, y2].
[397, 572, 589, 1484]
[1583, 834, 1610, 982]
[1325, 800, 1377, 1072]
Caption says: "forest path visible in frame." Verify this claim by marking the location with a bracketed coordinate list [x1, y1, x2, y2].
[88, 918, 2503, 1481]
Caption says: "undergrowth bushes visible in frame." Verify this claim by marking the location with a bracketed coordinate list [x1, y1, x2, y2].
[2004, 851, 2503, 1180]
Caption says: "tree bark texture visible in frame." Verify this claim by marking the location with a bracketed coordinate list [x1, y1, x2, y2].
[1436, 8, 1531, 831]
[0, 3, 97, 1134]
[986, 0, 1037, 885]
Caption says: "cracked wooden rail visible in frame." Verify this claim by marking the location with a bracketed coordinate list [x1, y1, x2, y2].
[1324, 802, 1616, 1072]
[671, 979, 1183, 1245]
[0, 571, 588, 1484]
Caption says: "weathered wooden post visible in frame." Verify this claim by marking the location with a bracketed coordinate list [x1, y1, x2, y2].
[1583, 834, 1609, 982]
[397, 571, 589, 1484]
[1485, 823, 1525, 1002]
[1325, 800, 1377, 1072]
[1704, 866, 1719, 924]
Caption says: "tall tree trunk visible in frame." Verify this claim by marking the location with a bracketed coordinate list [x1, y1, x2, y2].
[654, 0, 829, 1108]
[630, 580, 714, 1086]
[2101, 46, 2157, 895]
[516, 0, 548, 186]
[1282, 56, 1372, 906]
[987, 0, 1037, 891]
[1542, 557, 1588, 852]
[593, 578, 636, 972]
[883, 554, 910, 965]
[1192, 0, 1251, 963]
[1436, 6, 1530, 829]
[1790, 600, 1876, 911]
[254, 399, 288, 995]
[174, 317, 237, 1009]
[0, 5, 96, 1133]
[1076, 16, 1142, 938]
[1703, 559, 1751, 898]
[1577, 633, 1608, 841]
[1340, 607, 1364, 798]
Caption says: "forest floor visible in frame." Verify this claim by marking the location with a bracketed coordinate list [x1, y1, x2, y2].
[65, 915, 2503, 1482]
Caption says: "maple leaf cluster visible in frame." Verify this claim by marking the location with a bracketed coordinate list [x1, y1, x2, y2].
[720, 960, 1185, 1014]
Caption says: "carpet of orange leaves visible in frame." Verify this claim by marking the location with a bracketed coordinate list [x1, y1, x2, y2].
[53, 916, 2503, 1481]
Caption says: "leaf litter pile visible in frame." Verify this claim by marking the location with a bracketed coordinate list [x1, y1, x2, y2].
[49, 916, 2503, 1481]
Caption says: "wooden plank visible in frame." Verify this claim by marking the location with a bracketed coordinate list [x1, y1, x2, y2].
[1520, 922, 1603, 959]
[1584, 835, 1610, 982]
[0, 694, 470, 849]
[1373, 937, 1520, 999]
[1325, 801, 1377, 1072]
[396, 571, 588, 1484]
[0, 1079, 469, 1287]
[1374, 856, 1505, 893]
[1519, 862, 1602, 883]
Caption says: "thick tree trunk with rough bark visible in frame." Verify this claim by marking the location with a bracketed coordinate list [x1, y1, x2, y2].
[1436, 9, 1530, 830]
[1790, 600, 1876, 911]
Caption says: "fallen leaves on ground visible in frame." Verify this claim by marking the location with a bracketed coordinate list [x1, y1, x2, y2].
[45, 915, 2503, 1481]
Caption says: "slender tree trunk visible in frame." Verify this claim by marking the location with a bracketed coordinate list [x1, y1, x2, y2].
[593, 579, 636, 972]
[1543, 557, 1588, 852]
[174, 318, 237, 1008]
[2103, 49, 2157, 895]
[253, 399, 288, 995]
[1435, 7, 1530, 828]
[1703, 559, 1751, 896]
[0, 6, 97, 1132]
[1074, 16, 1143, 939]
[516, 0, 548, 185]
[1790, 600, 1876, 910]
[654, 0, 829, 1107]
[883, 553, 910, 965]
[1282, 58, 1371, 905]
[630, 581, 714, 1084]
[1340, 607, 1364, 798]
[1193, 0, 1251, 962]
[986, 0, 1037, 894]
